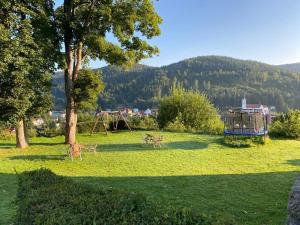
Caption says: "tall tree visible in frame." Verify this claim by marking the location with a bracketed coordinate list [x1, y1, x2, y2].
[55, 0, 162, 144]
[0, 0, 59, 148]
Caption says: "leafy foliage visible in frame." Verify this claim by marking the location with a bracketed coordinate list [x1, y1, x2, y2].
[15, 169, 235, 225]
[223, 136, 267, 147]
[55, 0, 162, 69]
[0, 129, 15, 141]
[269, 110, 300, 138]
[54, 0, 162, 143]
[73, 69, 104, 111]
[130, 116, 159, 130]
[0, 0, 59, 125]
[165, 114, 187, 132]
[158, 83, 223, 134]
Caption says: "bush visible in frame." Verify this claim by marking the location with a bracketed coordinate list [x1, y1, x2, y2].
[158, 83, 223, 134]
[0, 129, 15, 140]
[165, 114, 187, 132]
[269, 109, 300, 139]
[130, 116, 159, 130]
[0, 122, 14, 140]
[77, 112, 99, 133]
[27, 128, 37, 138]
[15, 169, 236, 225]
[224, 136, 266, 147]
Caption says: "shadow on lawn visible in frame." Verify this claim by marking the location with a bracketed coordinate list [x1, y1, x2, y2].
[0, 143, 16, 149]
[29, 142, 65, 146]
[0, 142, 65, 150]
[8, 155, 66, 161]
[73, 171, 298, 225]
[98, 141, 209, 151]
[0, 173, 18, 225]
[285, 159, 300, 167]
[0, 170, 298, 225]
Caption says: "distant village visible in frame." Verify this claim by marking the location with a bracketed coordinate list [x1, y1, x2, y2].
[32, 108, 158, 127]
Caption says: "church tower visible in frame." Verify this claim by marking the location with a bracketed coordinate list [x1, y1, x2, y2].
[242, 95, 247, 109]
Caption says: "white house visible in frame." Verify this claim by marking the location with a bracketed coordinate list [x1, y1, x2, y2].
[144, 108, 152, 116]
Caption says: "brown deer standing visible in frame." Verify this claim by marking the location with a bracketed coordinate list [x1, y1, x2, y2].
[68, 144, 98, 161]
[68, 144, 83, 161]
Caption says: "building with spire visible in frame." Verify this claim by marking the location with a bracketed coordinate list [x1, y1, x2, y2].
[241, 96, 269, 115]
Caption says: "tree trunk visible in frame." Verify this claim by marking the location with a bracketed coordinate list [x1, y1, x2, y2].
[63, 1, 83, 144]
[16, 119, 28, 149]
[65, 93, 77, 144]
[23, 119, 29, 144]
[64, 44, 82, 144]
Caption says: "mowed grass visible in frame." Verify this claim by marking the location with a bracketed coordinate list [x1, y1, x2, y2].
[0, 131, 300, 225]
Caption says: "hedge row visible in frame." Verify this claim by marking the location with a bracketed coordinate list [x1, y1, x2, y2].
[15, 169, 236, 225]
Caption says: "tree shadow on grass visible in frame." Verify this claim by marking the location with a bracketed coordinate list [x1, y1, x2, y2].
[0, 170, 298, 225]
[30, 142, 65, 146]
[163, 141, 208, 150]
[8, 155, 66, 161]
[0, 142, 16, 149]
[284, 159, 300, 167]
[98, 141, 209, 152]
[0, 173, 18, 225]
[72, 171, 298, 225]
[0, 142, 65, 150]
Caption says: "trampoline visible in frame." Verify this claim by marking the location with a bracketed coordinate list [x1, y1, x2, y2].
[224, 108, 270, 137]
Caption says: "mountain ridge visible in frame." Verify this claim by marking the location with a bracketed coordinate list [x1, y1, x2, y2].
[53, 55, 300, 112]
[278, 62, 300, 73]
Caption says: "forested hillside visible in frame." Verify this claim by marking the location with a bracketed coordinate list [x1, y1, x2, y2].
[53, 56, 300, 112]
[279, 62, 300, 73]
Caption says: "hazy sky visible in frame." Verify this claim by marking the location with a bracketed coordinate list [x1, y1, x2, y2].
[55, 0, 300, 68]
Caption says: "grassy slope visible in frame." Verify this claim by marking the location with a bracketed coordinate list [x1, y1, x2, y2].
[0, 131, 300, 225]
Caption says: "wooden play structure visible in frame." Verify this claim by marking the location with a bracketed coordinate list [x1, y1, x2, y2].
[90, 111, 109, 135]
[90, 111, 132, 135]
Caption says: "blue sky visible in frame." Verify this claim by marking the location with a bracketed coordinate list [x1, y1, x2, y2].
[55, 0, 300, 68]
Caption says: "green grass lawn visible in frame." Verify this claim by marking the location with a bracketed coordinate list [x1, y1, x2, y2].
[0, 131, 300, 225]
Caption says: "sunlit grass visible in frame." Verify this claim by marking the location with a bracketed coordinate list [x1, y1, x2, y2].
[0, 131, 300, 224]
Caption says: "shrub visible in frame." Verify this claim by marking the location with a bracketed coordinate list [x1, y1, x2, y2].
[15, 169, 236, 225]
[130, 116, 159, 130]
[77, 112, 99, 133]
[269, 109, 300, 139]
[0, 129, 15, 140]
[158, 83, 223, 134]
[27, 128, 37, 138]
[165, 114, 187, 132]
[139, 116, 159, 130]
[224, 136, 266, 147]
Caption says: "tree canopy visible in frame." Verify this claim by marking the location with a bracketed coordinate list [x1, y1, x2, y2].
[0, 0, 59, 147]
[53, 0, 162, 144]
[55, 0, 162, 68]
